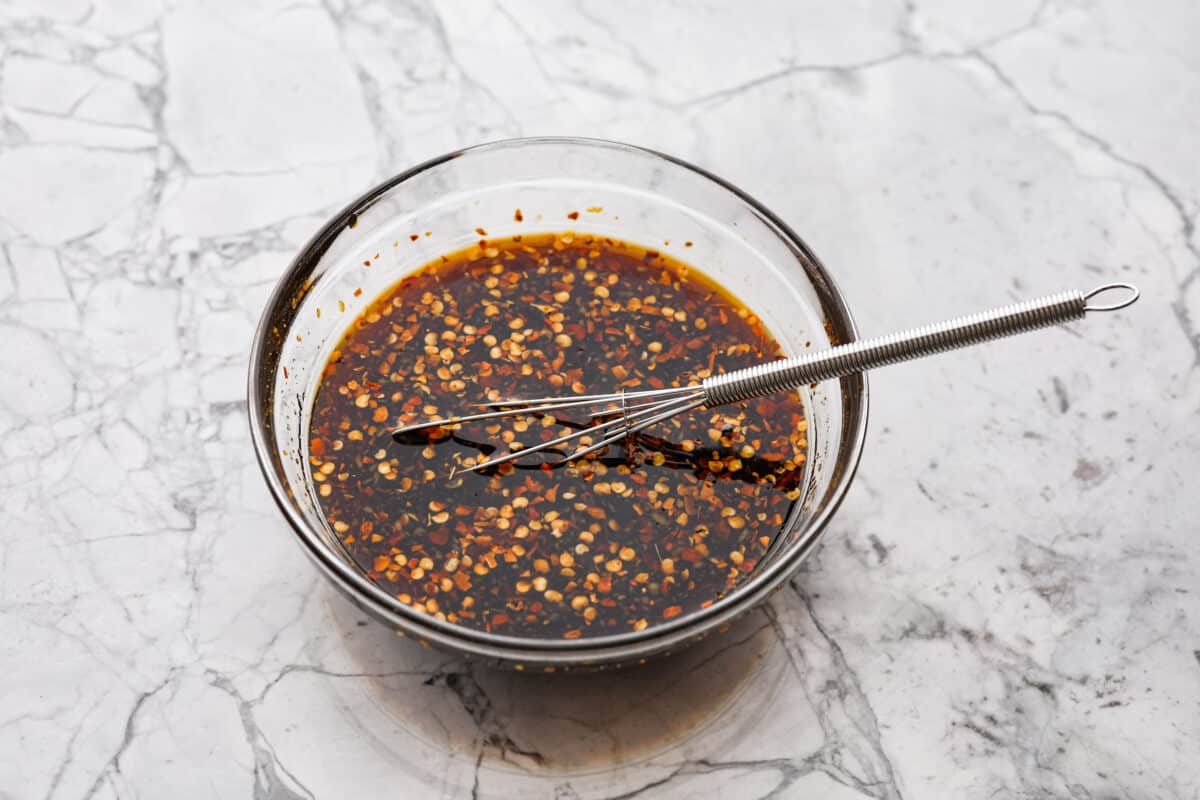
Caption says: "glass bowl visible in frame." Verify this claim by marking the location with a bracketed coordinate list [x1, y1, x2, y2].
[247, 138, 868, 669]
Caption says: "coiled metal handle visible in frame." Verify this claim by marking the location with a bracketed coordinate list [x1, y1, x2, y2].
[702, 283, 1138, 407]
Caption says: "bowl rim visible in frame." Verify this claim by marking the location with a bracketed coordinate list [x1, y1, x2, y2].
[247, 136, 869, 662]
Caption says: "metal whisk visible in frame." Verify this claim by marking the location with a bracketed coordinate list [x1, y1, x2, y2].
[393, 283, 1139, 472]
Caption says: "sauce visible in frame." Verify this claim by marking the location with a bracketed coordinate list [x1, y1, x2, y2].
[309, 232, 807, 639]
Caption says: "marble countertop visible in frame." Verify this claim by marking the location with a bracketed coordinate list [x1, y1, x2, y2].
[3, 1, 1197, 797]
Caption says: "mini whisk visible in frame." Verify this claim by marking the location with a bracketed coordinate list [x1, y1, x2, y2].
[393, 283, 1139, 472]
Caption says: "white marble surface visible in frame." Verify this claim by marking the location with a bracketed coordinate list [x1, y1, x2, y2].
[2, 1, 1197, 797]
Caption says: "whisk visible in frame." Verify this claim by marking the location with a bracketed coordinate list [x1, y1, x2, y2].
[393, 283, 1139, 472]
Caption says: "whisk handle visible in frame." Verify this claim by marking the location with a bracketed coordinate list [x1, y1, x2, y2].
[701, 283, 1138, 407]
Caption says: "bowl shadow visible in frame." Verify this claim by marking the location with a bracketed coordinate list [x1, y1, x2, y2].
[323, 585, 779, 774]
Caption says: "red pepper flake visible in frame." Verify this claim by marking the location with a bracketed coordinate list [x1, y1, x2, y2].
[475, 227, 488, 236]
[410, 234, 419, 241]
[353, 288, 363, 296]
[514, 209, 524, 222]
[563, 629, 582, 639]
[663, 605, 683, 619]
[282, 367, 289, 379]
[567, 211, 580, 220]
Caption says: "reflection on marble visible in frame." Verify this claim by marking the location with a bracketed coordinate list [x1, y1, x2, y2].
[1, 0, 1197, 797]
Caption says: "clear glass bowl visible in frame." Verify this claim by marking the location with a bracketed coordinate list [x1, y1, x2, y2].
[247, 138, 868, 669]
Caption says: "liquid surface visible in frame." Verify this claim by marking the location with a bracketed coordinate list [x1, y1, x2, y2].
[309, 232, 807, 639]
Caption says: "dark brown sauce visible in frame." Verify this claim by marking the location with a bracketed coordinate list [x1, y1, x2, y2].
[309, 232, 807, 640]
